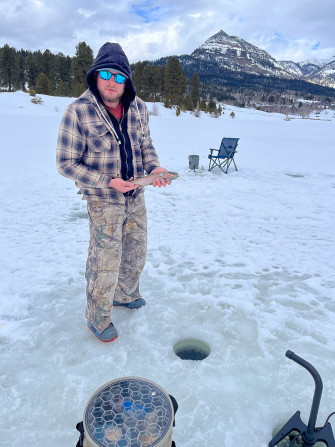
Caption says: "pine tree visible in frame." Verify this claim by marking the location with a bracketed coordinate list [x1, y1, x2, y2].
[36, 73, 53, 95]
[71, 42, 94, 95]
[0, 44, 19, 91]
[151, 65, 164, 101]
[132, 63, 164, 102]
[42, 49, 54, 82]
[18, 52, 26, 91]
[181, 95, 193, 111]
[25, 52, 38, 89]
[199, 98, 207, 112]
[132, 61, 147, 97]
[73, 82, 86, 97]
[54, 52, 72, 94]
[143, 64, 162, 101]
[163, 57, 185, 106]
[190, 72, 200, 108]
[208, 98, 217, 113]
[141, 63, 154, 100]
[34, 50, 44, 70]
[55, 80, 71, 97]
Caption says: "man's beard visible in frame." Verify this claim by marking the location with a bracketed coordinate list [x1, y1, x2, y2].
[100, 88, 123, 107]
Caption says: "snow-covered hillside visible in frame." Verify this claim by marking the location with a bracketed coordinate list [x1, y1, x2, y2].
[0, 92, 335, 447]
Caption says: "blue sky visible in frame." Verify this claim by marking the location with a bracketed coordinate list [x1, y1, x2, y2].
[132, 4, 168, 22]
[1, 0, 334, 63]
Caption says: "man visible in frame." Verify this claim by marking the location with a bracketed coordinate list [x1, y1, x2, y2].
[56, 42, 169, 342]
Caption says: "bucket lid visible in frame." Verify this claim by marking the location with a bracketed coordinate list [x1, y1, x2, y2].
[83, 377, 174, 447]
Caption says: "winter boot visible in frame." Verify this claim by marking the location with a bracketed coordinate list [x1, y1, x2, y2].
[113, 298, 146, 309]
[87, 321, 118, 342]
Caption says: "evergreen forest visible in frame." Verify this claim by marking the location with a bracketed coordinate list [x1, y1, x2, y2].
[1, 41, 334, 117]
[0, 42, 222, 114]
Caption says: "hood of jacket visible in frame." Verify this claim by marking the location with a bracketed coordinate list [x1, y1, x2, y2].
[86, 42, 136, 105]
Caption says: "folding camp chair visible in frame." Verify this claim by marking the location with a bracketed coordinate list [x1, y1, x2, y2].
[208, 137, 239, 173]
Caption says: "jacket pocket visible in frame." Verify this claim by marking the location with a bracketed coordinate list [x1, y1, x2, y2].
[87, 124, 113, 153]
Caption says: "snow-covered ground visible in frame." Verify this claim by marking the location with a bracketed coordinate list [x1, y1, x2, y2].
[0, 91, 335, 447]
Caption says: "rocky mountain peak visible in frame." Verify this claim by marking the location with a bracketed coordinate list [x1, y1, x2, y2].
[191, 30, 287, 77]
[185, 30, 335, 88]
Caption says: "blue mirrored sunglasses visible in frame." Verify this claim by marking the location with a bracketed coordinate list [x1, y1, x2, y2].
[98, 70, 126, 84]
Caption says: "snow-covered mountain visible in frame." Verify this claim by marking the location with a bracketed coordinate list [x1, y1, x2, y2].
[154, 30, 335, 92]
[277, 61, 304, 77]
[278, 58, 335, 87]
[192, 30, 335, 86]
[191, 30, 292, 78]
[310, 59, 335, 87]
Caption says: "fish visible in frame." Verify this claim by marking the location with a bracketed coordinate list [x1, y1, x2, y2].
[130, 171, 179, 187]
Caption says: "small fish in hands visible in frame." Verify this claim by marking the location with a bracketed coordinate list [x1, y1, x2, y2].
[130, 171, 179, 187]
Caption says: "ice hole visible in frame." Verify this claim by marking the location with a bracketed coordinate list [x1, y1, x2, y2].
[173, 338, 211, 361]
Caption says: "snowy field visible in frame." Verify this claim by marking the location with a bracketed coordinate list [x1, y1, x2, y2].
[0, 91, 335, 447]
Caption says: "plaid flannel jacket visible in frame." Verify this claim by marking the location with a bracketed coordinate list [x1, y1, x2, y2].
[56, 89, 160, 202]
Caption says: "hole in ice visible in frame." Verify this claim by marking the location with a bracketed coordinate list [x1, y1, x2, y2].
[173, 338, 211, 361]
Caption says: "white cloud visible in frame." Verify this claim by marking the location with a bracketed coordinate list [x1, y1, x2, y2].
[0, 0, 334, 63]
[77, 8, 96, 19]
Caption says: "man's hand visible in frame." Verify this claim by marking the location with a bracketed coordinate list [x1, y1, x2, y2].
[151, 167, 171, 188]
[108, 178, 139, 193]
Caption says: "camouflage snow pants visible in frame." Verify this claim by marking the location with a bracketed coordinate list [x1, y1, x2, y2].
[85, 193, 147, 332]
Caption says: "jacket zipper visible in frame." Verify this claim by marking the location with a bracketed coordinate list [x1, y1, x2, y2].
[119, 114, 132, 180]
[118, 119, 128, 179]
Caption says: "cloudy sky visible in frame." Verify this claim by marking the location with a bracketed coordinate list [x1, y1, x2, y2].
[1, 0, 335, 63]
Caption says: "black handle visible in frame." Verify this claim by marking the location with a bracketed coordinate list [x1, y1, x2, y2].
[286, 350, 323, 442]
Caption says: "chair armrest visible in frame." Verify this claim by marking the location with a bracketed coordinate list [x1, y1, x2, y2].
[209, 148, 219, 154]
[226, 149, 238, 156]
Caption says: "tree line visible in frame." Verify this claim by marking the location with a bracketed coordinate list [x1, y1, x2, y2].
[131, 58, 220, 113]
[0, 42, 94, 97]
[0, 42, 222, 114]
